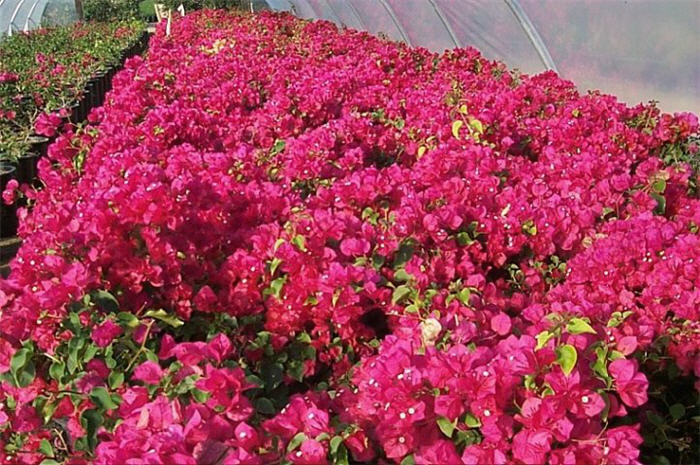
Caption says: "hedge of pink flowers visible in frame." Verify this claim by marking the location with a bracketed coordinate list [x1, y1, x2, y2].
[1, 9, 699, 465]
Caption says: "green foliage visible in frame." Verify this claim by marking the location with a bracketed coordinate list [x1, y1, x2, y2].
[0, 20, 144, 161]
[636, 347, 700, 465]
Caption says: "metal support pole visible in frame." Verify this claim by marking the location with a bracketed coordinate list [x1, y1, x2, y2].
[9, 0, 28, 36]
[24, 0, 41, 32]
[427, 0, 461, 48]
[345, 0, 368, 31]
[503, 0, 558, 72]
[377, 0, 411, 45]
[320, 0, 343, 25]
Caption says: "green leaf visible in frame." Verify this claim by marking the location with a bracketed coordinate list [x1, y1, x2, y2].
[405, 304, 419, 314]
[90, 387, 120, 410]
[255, 397, 275, 415]
[15, 363, 35, 388]
[191, 388, 210, 403]
[39, 439, 54, 458]
[335, 444, 349, 465]
[457, 287, 471, 305]
[436, 416, 457, 438]
[40, 461, 61, 465]
[469, 118, 484, 135]
[393, 241, 414, 268]
[649, 456, 672, 465]
[394, 269, 412, 282]
[555, 344, 577, 376]
[49, 362, 65, 383]
[270, 139, 286, 156]
[392, 285, 412, 304]
[456, 231, 473, 246]
[144, 309, 184, 328]
[108, 371, 124, 389]
[592, 346, 610, 381]
[246, 374, 263, 387]
[81, 408, 103, 451]
[286, 432, 307, 452]
[455, 429, 481, 447]
[464, 413, 481, 428]
[651, 193, 666, 215]
[93, 290, 119, 313]
[329, 435, 343, 455]
[117, 312, 140, 328]
[522, 219, 538, 236]
[651, 178, 666, 194]
[269, 257, 283, 275]
[11, 348, 31, 375]
[67, 349, 79, 374]
[400, 454, 415, 465]
[261, 362, 284, 390]
[264, 276, 287, 300]
[451, 120, 463, 139]
[287, 360, 305, 382]
[566, 318, 597, 335]
[535, 330, 553, 350]
[647, 411, 665, 427]
[291, 235, 307, 252]
[669, 403, 686, 420]
[83, 343, 99, 363]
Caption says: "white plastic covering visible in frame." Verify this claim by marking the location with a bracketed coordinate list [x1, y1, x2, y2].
[1, 0, 697, 114]
[0, 0, 77, 36]
[265, 0, 700, 115]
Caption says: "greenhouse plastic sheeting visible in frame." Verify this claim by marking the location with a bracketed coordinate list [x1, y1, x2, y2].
[0, 0, 77, 36]
[265, 0, 700, 115]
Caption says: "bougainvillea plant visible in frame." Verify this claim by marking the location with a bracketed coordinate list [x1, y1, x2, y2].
[0, 20, 143, 162]
[1, 9, 699, 465]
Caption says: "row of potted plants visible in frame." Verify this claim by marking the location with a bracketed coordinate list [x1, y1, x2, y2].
[0, 21, 148, 238]
[0, 10, 697, 464]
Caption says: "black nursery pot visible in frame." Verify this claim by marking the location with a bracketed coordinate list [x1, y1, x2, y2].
[27, 134, 49, 158]
[79, 89, 91, 120]
[17, 151, 40, 187]
[85, 80, 100, 109]
[93, 73, 106, 106]
[70, 101, 83, 124]
[0, 163, 18, 238]
[101, 68, 113, 93]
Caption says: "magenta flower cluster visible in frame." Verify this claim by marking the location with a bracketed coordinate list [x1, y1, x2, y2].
[0, 10, 698, 465]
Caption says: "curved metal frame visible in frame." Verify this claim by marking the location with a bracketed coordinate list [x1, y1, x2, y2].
[314, 0, 340, 24]
[8, 0, 29, 35]
[261, 0, 560, 74]
[377, 0, 412, 45]
[24, 0, 42, 31]
[298, 0, 322, 19]
[344, 0, 368, 31]
[427, 0, 461, 48]
[322, 0, 347, 28]
[503, 0, 558, 72]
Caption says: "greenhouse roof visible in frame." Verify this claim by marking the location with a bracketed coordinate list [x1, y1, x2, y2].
[0, 0, 77, 35]
[261, 0, 700, 115]
[1, 0, 697, 114]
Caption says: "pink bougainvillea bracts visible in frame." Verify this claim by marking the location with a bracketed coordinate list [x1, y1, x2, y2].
[0, 9, 698, 465]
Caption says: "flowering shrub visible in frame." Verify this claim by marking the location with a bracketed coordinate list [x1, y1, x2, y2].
[0, 20, 144, 162]
[0, 9, 699, 465]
